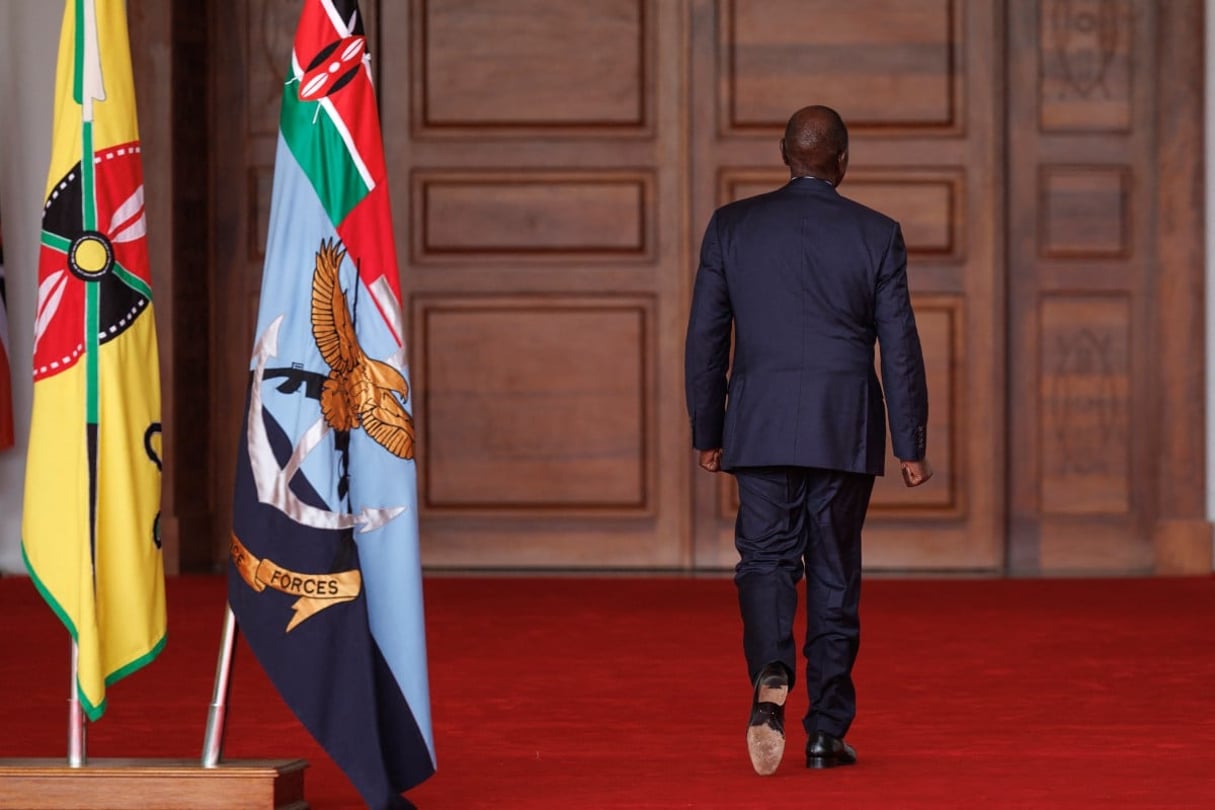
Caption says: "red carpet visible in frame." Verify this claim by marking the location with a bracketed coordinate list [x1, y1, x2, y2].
[2, 574, 1215, 808]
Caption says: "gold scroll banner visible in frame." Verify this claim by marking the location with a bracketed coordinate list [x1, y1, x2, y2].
[231, 534, 362, 632]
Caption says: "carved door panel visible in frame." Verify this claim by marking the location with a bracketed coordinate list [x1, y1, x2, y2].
[1006, 0, 1207, 573]
[689, 0, 1006, 570]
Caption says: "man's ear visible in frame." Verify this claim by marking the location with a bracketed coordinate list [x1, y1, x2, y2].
[779, 138, 790, 166]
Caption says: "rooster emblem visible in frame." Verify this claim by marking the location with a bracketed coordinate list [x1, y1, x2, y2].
[310, 239, 415, 459]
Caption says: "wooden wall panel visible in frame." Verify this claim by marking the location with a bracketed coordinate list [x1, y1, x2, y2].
[722, 0, 960, 132]
[1151, 0, 1210, 574]
[413, 0, 649, 132]
[1039, 0, 1133, 131]
[246, 0, 298, 136]
[412, 171, 652, 261]
[1038, 295, 1131, 515]
[842, 173, 962, 260]
[419, 298, 651, 513]
[1039, 166, 1130, 258]
[248, 166, 274, 262]
[1008, 0, 1208, 573]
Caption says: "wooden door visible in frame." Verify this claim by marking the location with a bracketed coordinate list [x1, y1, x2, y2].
[376, 0, 693, 567]
[1005, 0, 1208, 574]
[197, 0, 1207, 573]
[208, 0, 695, 570]
[688, 0, 1007, 571]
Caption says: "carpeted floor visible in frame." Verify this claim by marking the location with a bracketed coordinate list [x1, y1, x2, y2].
[2, 574, 1214, 808]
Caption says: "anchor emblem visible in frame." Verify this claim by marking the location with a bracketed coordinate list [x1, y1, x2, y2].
[246, 315, 405, 533]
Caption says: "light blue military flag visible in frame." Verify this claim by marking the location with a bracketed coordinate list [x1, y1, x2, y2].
[226, 1, 434, 807]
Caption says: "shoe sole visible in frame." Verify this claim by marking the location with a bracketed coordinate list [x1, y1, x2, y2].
[747, 682, 788, 776]
[806, 756, 856, 769]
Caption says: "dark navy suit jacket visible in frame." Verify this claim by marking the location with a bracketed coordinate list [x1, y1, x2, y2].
[685, 177, 928, 475]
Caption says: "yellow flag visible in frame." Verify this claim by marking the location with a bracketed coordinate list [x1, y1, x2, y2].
[22, 0, 165, 721]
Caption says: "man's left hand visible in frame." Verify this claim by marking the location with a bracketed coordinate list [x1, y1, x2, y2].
[698, 448, 723, 473]
[899, 458, 934, 487]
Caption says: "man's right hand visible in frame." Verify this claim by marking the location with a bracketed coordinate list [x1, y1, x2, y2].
[899, 459, 933, 487]
[698, 448, 723, 473]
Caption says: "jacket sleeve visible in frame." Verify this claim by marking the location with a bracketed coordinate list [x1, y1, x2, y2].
[874, 224, 929, 461]
[684, 213, 733, 450]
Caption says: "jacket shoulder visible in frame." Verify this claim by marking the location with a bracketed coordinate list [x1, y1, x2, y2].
[834, 192, 898, 230]
[715, 184, 898, 230]
[713, 187, 787, 221]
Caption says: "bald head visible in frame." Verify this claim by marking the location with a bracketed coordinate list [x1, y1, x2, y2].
[780, 105, 849, 185]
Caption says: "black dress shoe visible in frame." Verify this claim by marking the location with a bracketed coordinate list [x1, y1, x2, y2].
[746, 663, 789, 776]
[806, 731, 857, 769]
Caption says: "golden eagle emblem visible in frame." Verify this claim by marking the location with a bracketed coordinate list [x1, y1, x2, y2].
[310, 239, 415, 459]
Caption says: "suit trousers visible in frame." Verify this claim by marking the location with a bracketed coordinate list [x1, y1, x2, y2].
[732, 466, 875, 739]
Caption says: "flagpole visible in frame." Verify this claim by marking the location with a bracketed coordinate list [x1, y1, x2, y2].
[67, 640, 86, 766]
[201, 604, 238, 768]
[4, 608, 307, 809]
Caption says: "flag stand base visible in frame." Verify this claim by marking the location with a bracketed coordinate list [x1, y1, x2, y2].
[0, 758, 308, 809]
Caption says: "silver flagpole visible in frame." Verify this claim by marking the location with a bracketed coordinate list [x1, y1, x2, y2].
[67, 639, 86, 766]
[201, 603, 239, 768]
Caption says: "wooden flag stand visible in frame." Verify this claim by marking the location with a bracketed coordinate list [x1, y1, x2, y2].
[0, 758, 307, 810]
[0, 608, 309, 810]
